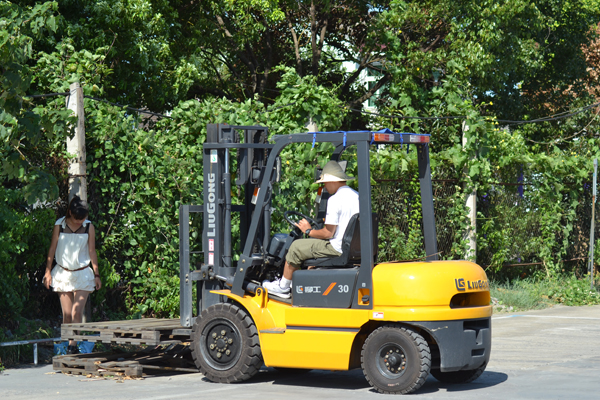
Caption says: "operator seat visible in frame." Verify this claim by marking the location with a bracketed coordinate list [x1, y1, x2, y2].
[301, 213, 379, 268]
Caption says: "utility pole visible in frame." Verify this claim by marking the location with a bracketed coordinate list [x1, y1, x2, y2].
[462, 121, 477, 260]
[66, 82, 91, 322]
[306, 116, 318, 132]
[589, 159, 597, 290]
[66, 82, 87, 203]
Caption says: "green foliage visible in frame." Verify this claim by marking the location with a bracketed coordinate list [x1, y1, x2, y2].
[491, 279, 557, 311]
[77, 71, 347, 317]
[375, 175, 425, 262]
[56, 0, 185, 110]
[546, 275, 600, 306]
[2, 0, 600, 324]
[0, 1, 66, 203]
[0, 317, 55, 368]
[33, 38, 113, 95]
[85, 100, 206, 317]
[492, 276, 600, 310]
[0, 186, 55, 321]
[269, 67, 348, 133]
[471, 121, 596, 276]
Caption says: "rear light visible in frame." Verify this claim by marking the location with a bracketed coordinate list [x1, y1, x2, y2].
[373, 133, 395, 142]
[372, 133, 431, 143]
[410, 135, 430, 143]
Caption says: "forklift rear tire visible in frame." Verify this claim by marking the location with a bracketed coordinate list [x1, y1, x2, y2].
[361, 325, 431, 394]
[430, 362, 487, 384]
[191, 303, 263, 383]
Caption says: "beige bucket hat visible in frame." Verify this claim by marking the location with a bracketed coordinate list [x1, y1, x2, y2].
[316, 161, 354, 183]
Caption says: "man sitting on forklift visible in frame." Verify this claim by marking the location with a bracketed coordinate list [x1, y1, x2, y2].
[263, 161, 360, 298]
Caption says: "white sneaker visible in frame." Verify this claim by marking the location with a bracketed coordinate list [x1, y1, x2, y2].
[262, 278, 291, 299]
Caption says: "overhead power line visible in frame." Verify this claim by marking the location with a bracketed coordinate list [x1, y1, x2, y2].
[25, 92, 70, 98]
[352, 101, 600, 126]
[351, 107, 465, 121]
[24, 91, 172, 119]
[494, 101, 600, 125]
[83, 95, 172, 119]
[23, 90, 600, 126]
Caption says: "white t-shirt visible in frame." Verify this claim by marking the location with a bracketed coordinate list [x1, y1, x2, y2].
[324, 185, 360, 253]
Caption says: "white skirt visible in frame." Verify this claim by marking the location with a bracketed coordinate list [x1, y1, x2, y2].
[50, 265, 96, 292]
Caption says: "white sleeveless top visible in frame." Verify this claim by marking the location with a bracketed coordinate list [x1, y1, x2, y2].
[54, 217, 92, 270]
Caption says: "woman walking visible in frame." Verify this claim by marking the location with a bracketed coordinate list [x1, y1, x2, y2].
[44, 196, 101, 354]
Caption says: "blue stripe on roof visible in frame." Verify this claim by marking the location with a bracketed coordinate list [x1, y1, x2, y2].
[306, 129, 430, 137]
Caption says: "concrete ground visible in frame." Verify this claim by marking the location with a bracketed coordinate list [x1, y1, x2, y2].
[3, 304, 600, 399]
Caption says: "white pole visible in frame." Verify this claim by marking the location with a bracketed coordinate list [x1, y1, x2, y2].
[462, 122, 477, 260]
[66, 82, 87, 202]
[65, 82, 91, 322]
[590, 159, 597, 290]
[306, 115, 318, 132]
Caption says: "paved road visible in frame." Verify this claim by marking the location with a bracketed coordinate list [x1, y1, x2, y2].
[3, 305, 600, 399]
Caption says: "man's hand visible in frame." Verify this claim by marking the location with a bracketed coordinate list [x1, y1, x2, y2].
[296, 219, 337, 239]
[295, 218, 312, 233]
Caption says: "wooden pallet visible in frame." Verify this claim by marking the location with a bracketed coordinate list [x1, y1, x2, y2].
[53, 345, 199, 377]
[54, 355, 144, 377]
[61, 318, 191, 346]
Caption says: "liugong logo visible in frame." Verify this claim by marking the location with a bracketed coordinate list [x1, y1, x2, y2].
[455, 278, 489, 291]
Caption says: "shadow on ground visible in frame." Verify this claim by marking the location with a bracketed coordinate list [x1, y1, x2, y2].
[418, 371, 508, 394]
[196, 367, 508, 394]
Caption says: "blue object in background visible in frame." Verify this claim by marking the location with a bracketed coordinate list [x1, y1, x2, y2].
[54, 341, 68, 355]
[78, 341, 95, 354]
[54, 341, 95, 355]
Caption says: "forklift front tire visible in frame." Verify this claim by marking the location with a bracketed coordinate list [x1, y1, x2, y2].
[191, 303, 263, 383]
[361, 325, 431, 394]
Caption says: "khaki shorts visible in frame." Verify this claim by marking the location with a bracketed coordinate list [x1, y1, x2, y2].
[285, 239, 342, 269]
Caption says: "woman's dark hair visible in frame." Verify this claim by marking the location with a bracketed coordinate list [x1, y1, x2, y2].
[66, 196, 89, 220]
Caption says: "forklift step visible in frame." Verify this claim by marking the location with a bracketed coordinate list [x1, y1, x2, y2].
[267, 294, 292, 304]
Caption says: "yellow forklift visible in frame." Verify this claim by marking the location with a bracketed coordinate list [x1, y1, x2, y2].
[178, 125, 491, 394]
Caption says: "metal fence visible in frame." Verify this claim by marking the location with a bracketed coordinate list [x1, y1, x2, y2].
[27, 269, 63, 322]
[26, 267, 128, 325]
[23, 178, 597, 322]
[477, 183, 544, 270]
[560, 183, 595, 273]
[478, 181, 596, 275]
[372, 179, 460, 262]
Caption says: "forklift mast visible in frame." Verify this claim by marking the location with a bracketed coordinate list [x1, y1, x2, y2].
[202, 124, 273, 307]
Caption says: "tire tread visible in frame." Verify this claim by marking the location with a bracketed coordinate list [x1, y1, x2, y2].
[191, 303, 263, 383]
[361, 324, 431, 394]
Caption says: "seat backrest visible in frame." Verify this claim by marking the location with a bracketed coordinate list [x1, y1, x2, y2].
[339, 213, 360, 261]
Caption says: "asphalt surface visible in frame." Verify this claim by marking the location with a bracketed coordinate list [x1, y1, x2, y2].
[3, 304, 600, 399]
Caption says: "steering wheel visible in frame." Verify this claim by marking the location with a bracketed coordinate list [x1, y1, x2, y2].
[283, 211, 319, 231]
